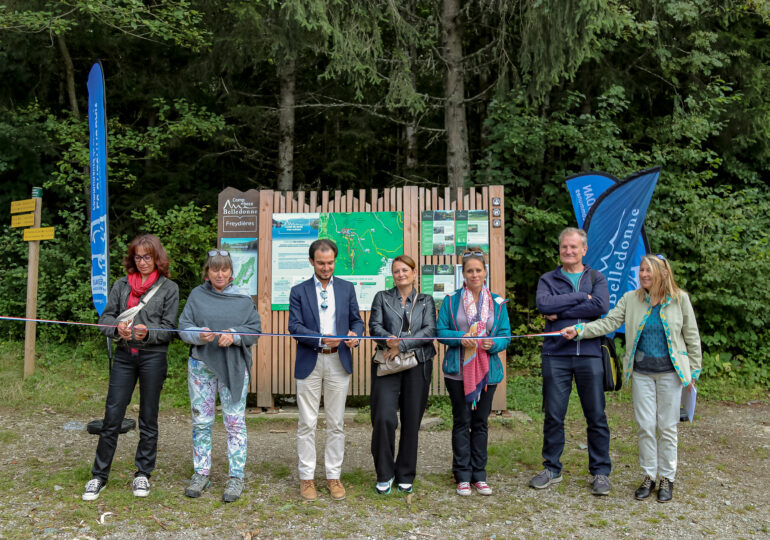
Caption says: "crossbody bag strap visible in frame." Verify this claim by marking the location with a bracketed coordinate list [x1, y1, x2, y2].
[137, 278, 164, 308]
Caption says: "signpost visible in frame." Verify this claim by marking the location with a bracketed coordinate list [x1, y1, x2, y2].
[9, 187, 54, 377]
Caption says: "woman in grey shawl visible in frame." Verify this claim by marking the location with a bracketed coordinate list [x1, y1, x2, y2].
[179, 250, 261, 503]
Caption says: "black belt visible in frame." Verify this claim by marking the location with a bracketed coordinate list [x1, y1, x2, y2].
[320, 346, 339, 354]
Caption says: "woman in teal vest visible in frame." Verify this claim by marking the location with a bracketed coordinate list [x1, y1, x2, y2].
[437, 248, 511, 496]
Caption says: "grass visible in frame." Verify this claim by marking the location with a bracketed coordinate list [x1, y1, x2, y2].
[0, 337, 768, 537]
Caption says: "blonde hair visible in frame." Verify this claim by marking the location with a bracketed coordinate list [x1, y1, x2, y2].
[392, 254, 416, 270]
[635, 254, 681, 303]
[202, 252, 233, 282]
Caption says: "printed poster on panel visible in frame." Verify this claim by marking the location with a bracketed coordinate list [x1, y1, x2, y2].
[220, 237, 258, 295]
[272, 212, 403, 310]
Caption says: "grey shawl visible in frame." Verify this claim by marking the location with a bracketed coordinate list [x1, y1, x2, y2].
[178, 282, 261, 398]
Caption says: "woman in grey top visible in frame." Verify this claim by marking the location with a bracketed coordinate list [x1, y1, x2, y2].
[83, 234, 179, 502]
[369, 254, 436, 495]
[179, 250, 261, 503]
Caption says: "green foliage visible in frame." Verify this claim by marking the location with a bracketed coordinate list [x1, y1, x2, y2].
[0, 0, 210, 50]
[120, 202, 218, 295]
[700, 351, 770, 390]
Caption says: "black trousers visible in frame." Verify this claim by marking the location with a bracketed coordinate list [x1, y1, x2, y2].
[370, 359, 432, 484]
[91, 348, 168, 482]
[445, 378, 497, 483]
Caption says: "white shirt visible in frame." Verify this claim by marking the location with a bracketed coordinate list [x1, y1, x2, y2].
[314, 274, 336, 345]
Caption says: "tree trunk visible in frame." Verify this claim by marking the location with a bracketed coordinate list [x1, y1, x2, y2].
[277, 56, 296, 191]
[57, 35, 79, 119]
[442, 0, 469, 190]
[57, 34, 90, 221]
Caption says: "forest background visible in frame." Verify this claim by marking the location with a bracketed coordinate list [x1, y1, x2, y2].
[0, 0, 768, 389]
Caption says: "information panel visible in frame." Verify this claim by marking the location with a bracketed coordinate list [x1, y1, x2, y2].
[221, 237, 258, 295]
[421, 264, 455, 306]
[271, 212, 404, 310]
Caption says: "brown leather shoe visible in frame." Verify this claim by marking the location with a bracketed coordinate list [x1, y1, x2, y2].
[300, 479, 317, 501]
[327, 478, 346, 500]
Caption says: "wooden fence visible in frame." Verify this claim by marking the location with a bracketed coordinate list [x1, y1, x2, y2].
[244, 185, 506, 410]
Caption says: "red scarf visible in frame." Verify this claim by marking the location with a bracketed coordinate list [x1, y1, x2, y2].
[126, 271, 159, 352]
[127, 270, 159, 309]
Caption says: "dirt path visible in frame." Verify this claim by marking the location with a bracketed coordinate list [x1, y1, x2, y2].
[0, 399, 767, 539]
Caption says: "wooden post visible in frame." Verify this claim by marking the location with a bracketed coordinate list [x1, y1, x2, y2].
[23, 192, 42, 378]
[488, 186, 507, 411]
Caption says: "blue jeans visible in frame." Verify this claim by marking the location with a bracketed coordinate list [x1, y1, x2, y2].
[541, 355, 611, 476]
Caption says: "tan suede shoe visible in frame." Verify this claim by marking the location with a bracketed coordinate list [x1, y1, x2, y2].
[300, 479, 317, 501]
[327, 479, 346, 500]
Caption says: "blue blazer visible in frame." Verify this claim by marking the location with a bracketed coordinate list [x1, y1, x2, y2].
[288, 276, 365, 379]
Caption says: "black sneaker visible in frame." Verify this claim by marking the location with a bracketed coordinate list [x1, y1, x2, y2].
[591, 474, 611, 496]
[657, 477, 674, 503]
[82, 478, 106, 501]
[634, 476, 655, 500]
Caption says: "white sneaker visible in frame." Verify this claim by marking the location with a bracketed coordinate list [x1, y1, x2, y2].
[375, 477, 394, 495]
[473, 481, 492, 495]
[82, 478, 105, 501]
[132, 475, 150, 497]
[456, 482, 472, 496]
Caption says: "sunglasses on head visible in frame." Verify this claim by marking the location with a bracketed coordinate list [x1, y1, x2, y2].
[208, 249, 230, 257]
[655, 253, 667, 261]
[462, 250, 484, 258]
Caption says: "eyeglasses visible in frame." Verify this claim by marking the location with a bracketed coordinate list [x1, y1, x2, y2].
[208, 249, 230, 257]
[133, 255, 153, 263]
[462, 251, 484, 258]
[320, 290, 328, 310]
[655, 253, 667, 261]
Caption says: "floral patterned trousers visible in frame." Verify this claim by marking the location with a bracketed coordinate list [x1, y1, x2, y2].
[188, 358, 249, 478]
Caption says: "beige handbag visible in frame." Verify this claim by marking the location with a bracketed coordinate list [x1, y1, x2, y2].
[372, 297, 418, 375]
[373, 348, 418, 376]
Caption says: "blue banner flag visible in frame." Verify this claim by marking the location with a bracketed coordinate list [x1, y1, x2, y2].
[88, 62, 109, 315]
[566, 172, 650, 294]
[581, 167, 660, 310]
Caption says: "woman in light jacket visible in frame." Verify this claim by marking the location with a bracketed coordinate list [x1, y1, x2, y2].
[437, 248, 511, 496]
[179, 250, 261, 503]
[84, 234, 179, 501]
[563, 254, 701, 503]
[369, 254, 436, 495]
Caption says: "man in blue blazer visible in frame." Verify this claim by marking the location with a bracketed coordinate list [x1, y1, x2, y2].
[288, 239, 364, 502]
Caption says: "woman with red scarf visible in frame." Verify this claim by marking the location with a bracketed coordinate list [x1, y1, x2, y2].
[82, 234, 179, 502]
[437, 248, 511, 496]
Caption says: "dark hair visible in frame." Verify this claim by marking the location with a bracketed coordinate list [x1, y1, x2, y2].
[392, 254, 416, 271]
[460, 246, 486, 270]
[123, 234, 170, 277]
[309, 239, 338, 260]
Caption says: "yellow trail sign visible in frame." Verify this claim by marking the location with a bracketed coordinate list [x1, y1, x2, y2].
[11, 213, 35, 228]
[23, 227, 55, 241]
[11, 199, 36, 214]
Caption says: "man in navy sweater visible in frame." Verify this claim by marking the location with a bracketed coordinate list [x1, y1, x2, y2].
[529, 227, 612, 495]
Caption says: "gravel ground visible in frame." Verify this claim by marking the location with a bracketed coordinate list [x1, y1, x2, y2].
[0, 398, 768, 539]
